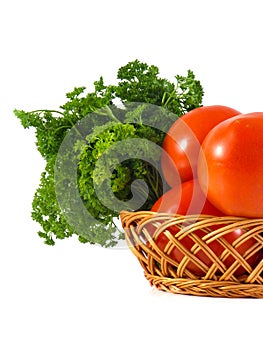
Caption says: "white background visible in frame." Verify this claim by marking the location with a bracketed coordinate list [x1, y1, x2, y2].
[1, 1, 262, 349]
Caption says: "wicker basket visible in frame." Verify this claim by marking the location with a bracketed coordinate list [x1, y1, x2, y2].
[120, 210, 263, 298]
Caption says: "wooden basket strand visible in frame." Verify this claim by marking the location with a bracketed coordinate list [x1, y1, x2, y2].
[120, 210, 263, 298]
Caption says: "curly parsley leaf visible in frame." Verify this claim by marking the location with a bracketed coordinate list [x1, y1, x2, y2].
[14, 59, 204, 246]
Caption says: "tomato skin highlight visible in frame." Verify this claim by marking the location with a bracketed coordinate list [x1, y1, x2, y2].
[161, 105, 240, 187]
[198, 112, 263, 218]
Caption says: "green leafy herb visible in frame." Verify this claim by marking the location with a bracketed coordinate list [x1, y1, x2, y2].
[14, 59, 204, 246]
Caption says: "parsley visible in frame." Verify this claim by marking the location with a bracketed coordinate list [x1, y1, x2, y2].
[14, 59, 203, 246]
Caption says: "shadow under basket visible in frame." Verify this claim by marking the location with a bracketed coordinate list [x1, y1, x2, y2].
[120, 211, 263, 298]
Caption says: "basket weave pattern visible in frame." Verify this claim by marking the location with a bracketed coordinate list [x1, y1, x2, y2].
[120, 211, 263, 298]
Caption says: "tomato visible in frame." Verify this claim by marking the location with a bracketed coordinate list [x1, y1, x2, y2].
[147, 178, 221, 247]
[198, 112, 263, 217]
[155, 224, 262, 276]
[149, 179, 262, 276]
[151, 179, 223, 216]
[161, 105, 240, 187]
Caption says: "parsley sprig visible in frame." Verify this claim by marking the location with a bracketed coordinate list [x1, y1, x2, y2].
[14, 59, 203, 246]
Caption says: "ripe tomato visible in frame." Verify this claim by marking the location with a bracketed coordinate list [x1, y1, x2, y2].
[198, 112, 263, 217]
[155, 224, 262, 276]
[151, 179, 223, 216]
[147, 178, 222, 244]
[149, 179, 262, 276]
[161, 105, 240, 187]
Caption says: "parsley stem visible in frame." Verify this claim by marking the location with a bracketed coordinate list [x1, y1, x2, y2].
[161, 92, 167, 105]
[147, 166, 161, 200]
[105, 105, 121, 123]
[30, 109, 65, 116]
[163, 89, 177, 108]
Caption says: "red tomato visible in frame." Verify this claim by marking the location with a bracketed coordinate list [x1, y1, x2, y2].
[147, 178, 222, 247]
[148, 179, 223, 239]
[151, 179, 223, 216]
[155, 224, 262, 276]
[161, 105, 240, 187]
[149, 179, 262, 276]
[198, 112, 263, 217]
